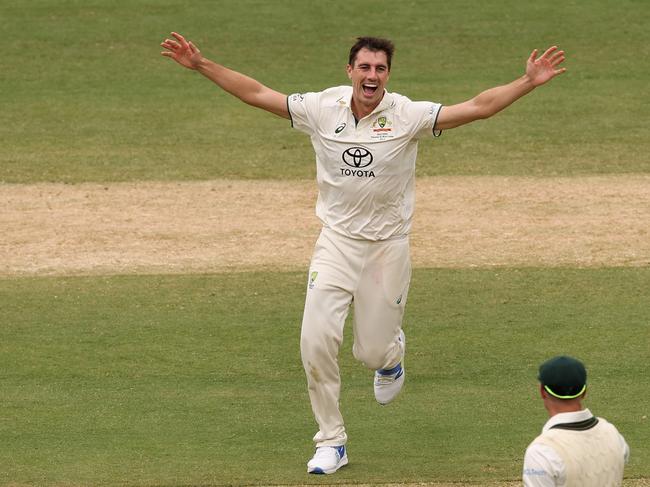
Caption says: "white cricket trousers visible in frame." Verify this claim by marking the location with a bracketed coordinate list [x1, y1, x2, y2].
[300, 227, 411, 447]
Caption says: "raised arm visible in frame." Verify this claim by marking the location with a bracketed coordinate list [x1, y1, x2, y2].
[161, 32, 290, 119]
[435, 46, 566, 131]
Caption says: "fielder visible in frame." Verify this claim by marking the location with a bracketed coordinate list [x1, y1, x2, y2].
[523, 356, 629, 486]
[161, 32, 566, 474]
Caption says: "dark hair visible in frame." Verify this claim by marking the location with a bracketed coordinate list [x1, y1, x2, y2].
[348, 37, 395, 70]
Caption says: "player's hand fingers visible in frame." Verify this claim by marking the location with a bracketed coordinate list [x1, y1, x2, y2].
[171, 31, 190, 49]
[161, 39, 180, 50]
[188, 41, 200, 54]
[528, 49, 538, 63]
[549, 51, 565, 66]
[540, 46, 558, 60]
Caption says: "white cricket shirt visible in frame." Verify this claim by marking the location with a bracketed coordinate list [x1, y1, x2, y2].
[287, 86, 442, 241]
[523, 409, 630, 487]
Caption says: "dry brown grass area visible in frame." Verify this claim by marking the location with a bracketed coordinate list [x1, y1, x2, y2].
[2, 175, 650, 277]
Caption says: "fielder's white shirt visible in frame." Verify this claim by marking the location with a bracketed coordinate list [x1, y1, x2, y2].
[287, 85, 442, 241]
[523, 409, 630, 487]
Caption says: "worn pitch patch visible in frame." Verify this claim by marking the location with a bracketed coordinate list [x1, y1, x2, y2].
[1, 175, 649, 276]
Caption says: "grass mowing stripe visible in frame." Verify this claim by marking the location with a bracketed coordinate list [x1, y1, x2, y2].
[1, 268, 648, 485]
[2, 0, 649, 182]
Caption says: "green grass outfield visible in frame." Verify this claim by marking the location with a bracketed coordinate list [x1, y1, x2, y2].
[1, 0, 649, 182]
[2, 0, 650, 485]
[2, 269, 649, 485]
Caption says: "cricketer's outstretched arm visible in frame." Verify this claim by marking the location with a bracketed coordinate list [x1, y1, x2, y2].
[435, 46, 566, 130]
[161, 32, 289, 119]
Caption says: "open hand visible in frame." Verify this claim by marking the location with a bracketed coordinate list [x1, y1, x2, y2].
[526, 46, 566, 87]
[161, 32, 202, 69]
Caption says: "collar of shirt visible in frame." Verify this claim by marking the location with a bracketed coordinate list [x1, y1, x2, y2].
[542, 408, 593, 433]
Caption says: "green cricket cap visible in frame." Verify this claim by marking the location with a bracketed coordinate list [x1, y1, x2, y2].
[538, 355, 587, 400]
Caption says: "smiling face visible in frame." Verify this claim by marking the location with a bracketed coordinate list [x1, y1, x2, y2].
[346, 48, 390, 118]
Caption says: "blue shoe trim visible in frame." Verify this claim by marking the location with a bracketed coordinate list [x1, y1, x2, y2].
[377, 362, 402, 376]
[309, 446, 346, 474]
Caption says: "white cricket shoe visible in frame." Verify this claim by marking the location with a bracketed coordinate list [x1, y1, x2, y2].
[374, 329, 406, 405]
[307, 445, 348, 474]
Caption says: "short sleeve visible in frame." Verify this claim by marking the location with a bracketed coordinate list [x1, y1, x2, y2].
[287, 92, 320, 135]
[522, 443, 564, 487]
[620, 431, 630, 464]
[404, 101, 443, 140]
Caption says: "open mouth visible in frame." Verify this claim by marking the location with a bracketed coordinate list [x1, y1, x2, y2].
[362, 84, 378, 97]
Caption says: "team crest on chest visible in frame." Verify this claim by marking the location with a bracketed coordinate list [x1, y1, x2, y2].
[371, 115, 394, 140]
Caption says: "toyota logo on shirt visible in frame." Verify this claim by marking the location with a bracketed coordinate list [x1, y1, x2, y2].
[342, 146, 374, 168]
